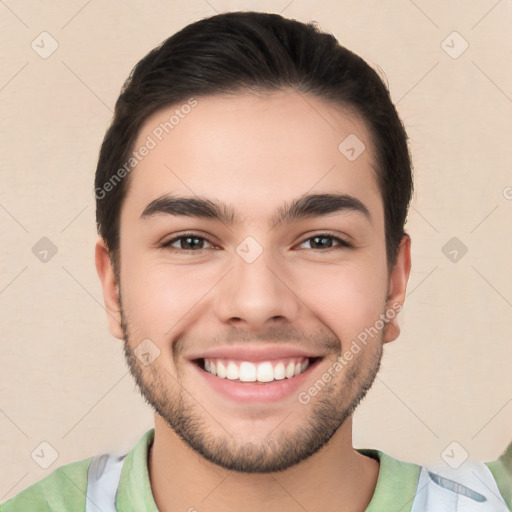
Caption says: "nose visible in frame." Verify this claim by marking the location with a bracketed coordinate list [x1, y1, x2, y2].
[213, 244, 302, 330]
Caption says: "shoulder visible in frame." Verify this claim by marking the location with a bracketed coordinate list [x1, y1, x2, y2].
[360, 447, 511, 512]
[412, 459, 510, 511]
[484, 442, 512, 511]
[0, 429, 155, 512]
[0, 457, 92, 512]
[412, 461, 510, 512]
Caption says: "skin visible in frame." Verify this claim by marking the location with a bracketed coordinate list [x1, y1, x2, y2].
[96, 89, 411, 512]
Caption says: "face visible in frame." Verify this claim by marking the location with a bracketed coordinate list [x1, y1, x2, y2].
[96, 89, 410, 473]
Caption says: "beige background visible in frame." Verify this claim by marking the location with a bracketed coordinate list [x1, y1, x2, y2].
[1, 0, 511, 501]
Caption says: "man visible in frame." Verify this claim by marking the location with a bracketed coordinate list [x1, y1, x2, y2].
[2, 11, 510, 512]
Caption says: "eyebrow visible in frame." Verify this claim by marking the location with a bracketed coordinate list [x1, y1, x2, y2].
[140, 192, 372, 228]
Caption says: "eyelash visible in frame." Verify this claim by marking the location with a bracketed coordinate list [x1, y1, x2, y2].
[160, 232, 353, 252]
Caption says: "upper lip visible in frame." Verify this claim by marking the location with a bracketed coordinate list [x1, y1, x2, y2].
[187, 345, 324, 363]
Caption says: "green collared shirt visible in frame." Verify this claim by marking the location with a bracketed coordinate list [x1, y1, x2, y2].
[1, 429, 510, 511]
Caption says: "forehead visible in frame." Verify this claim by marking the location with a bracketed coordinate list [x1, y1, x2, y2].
[122, 90, 382, 226]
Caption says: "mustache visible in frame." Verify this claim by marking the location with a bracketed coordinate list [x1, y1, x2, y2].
[172, 325, 341, 358]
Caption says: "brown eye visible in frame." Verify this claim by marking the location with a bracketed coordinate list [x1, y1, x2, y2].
[298, 233, 352, 250]
[162, 233, 213, 251]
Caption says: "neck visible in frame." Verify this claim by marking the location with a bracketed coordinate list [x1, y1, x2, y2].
[148, 414, 379, 512]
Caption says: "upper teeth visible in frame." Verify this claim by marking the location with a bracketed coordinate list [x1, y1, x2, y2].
[204, 357, 309, 382]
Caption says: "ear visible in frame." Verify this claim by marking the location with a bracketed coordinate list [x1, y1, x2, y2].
[383, 234, 411, 344]
[95, 237, 124, 340]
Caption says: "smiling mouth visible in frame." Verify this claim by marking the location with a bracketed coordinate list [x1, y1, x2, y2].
[193, 357, 323, 384]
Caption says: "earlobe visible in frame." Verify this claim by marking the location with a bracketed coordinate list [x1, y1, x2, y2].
[383, 235, 411, 344]
[94, 237, 124, 340]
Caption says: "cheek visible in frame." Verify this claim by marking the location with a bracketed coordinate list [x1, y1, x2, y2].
[292, 260, 388, 339]
[120, 257, 219, 339]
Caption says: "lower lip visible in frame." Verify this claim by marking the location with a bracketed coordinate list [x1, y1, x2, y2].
[192, 359, 321, 404]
